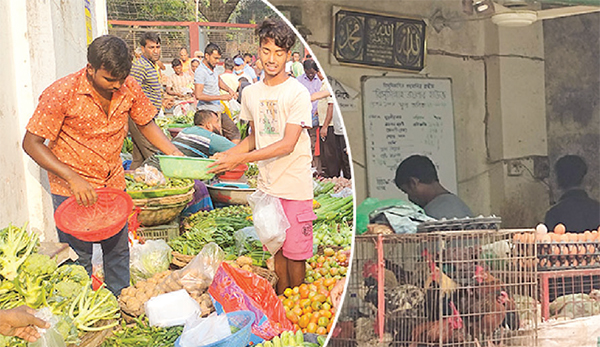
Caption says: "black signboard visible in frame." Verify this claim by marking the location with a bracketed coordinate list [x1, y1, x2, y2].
[333, 8, 427, 72]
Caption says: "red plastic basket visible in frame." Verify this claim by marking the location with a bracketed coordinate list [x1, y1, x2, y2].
[219, 164, 248, 181]
[54, 188, 133, 242]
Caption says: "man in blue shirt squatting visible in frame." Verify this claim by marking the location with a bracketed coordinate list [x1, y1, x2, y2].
[209, 19, 317, 295]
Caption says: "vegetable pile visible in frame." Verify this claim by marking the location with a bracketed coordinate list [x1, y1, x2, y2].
[313, 221, 352, 248]
[125, 175, 193, 192]
[0, 225, 119, 346]
[118, 270, 214, 318]
[171, 206, 268, 262]
[314, 177, 352, 194]
[102, 315, 183, 347]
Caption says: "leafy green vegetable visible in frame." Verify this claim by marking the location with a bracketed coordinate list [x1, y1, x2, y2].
[0, 224, 38, 281]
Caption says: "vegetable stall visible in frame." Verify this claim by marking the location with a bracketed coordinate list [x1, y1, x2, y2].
[0, 124, 354, 346]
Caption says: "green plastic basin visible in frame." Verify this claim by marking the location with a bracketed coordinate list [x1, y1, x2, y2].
[156, 155, 216, 180]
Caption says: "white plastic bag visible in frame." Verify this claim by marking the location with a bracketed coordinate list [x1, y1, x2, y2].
[145, 289, 200, 327]
[247, 190, 290, 254]
[179, 313, 231, 347]
[30, 307, 66, 347]
[133, 165, 166, 186]
[130, 240, 172, 284]
[157, 243, 224, 297]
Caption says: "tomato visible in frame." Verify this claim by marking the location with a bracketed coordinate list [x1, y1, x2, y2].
[322, 302, 331, 311]
[284, 288, 293, 298]
[283, 298, 294, 309]
[318, 316, 330, 327]
[298, 314, 310, 328]
[286, 311, 299, 324]
[320, 309, 332, 319]
[299, 285, 310, 299]
[302, 306, 313, 315]
[306, 322, 317, 334]
[292, 307, 303, 317]
[293, 287, 300, 295]
[316, 326, 327, 335]
[311, 300, 322, 311]
[313, 294, 327, 303]
[323, 278, 336, 287]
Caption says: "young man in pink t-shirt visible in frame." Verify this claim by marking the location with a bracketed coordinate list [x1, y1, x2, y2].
[209, 19, 315, 294]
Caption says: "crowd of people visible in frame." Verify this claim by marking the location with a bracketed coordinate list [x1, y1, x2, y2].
[129, 31, 351, 179]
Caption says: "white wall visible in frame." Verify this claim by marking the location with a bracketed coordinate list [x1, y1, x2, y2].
[0, 0, 106, 239]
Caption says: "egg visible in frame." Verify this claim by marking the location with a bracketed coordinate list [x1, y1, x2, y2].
[513, 233, 522, 243]
[559, 234, 570, 242]
[568, 233, 578, 242]
[592, 231, 599, 240]
[584, 230, 592, 242]
[578, 245, 587, 255]
[577, 233, 587, 242]
[550, 232, 561, 242]
[551, 245, 561, 255]
[536, 223, 548, 235]
[540, 234, 552, 243]
[555, 223, 566, 235]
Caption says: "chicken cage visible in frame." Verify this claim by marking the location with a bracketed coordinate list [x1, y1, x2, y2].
[331, 229, 538, 347]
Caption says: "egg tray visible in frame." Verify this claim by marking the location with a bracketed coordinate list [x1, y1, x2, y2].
[537, 254, 600, 271]
[536, 242, 600, 257]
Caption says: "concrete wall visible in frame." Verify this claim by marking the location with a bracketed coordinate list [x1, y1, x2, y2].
[267, 0, 597, 228]
[0, 0, 107, 239]
[544, 14, 600, 205]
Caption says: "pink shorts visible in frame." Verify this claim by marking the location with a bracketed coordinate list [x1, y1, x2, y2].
[280, 198, 316, 261]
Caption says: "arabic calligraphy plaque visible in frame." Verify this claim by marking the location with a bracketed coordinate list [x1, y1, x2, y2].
[333, 8, 426, 72]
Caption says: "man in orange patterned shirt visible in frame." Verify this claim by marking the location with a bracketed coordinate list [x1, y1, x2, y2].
[22, 35, 182, 295]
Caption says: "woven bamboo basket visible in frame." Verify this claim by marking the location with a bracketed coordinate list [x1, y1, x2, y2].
[70, 319, 117, 347]
[133, 189, 194, 226]
[251, 265, 278, 289]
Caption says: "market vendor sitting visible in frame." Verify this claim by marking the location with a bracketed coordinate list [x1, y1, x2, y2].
[394, 155, 473, 220]
[143, 109, 236, 215]
[144, 109, 235, 167]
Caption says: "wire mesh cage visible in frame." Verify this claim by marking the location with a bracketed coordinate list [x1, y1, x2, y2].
[332, 230, 538, 347]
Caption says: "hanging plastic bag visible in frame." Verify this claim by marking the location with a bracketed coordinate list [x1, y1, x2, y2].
[158, 243, 224, 297]
[133, 165, 167, 187]
[30, 307, 66, 347]
[247, 190, 290, 254]
[208, 262, 292, 345]
[130, 240, 173, 284]
[179, 313, 232, 347]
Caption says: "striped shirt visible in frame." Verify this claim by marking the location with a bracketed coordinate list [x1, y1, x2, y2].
[131, 55, 162, 112]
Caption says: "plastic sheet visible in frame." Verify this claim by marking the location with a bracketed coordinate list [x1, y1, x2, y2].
[208, 262, 292, 344]
[247, 190, 289, 254]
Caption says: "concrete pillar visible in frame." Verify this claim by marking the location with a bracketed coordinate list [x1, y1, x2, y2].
[485, 21, 550, 227]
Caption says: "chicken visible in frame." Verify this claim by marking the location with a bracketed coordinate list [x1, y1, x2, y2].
[409, 301, 465, 347]
[362, 260, 424, 315]
[464, 290, 509, 344]
[422, 249, 458, 297]
[472, 265, 520, 331]
[363, 260, 399, 289]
